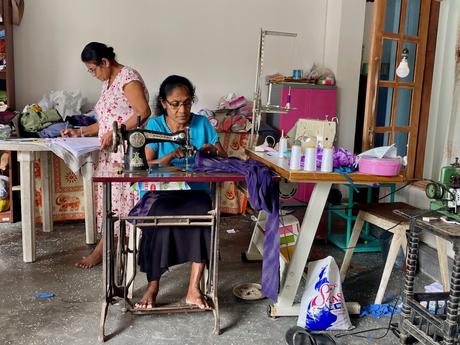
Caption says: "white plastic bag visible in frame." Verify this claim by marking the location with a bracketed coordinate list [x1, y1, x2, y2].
[38, 90, 85, 120]
[358, 144, 398, 159]
[297, 256, 352, 331]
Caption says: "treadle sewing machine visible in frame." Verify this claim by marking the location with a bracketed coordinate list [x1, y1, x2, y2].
[95, 119, 247, 342]
[112, 117, 195, 171]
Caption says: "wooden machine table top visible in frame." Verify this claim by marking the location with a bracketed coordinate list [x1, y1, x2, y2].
[245, 149, 405, 183]
[93, 165, 246, 183]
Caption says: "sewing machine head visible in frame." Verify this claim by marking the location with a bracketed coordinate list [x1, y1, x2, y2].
[287, 118, 337, 149]
[112, 117, 193, 172]
[426, 157, 460, 215]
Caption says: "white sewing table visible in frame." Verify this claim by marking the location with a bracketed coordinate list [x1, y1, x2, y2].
[245, 149, 404, 317]
[0, 139, 97, 262]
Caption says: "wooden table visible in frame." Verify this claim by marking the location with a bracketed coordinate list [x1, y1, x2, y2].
[0, 139, 97, 262]
[93, 168, 246, 341]
[245, 149, 405, 317]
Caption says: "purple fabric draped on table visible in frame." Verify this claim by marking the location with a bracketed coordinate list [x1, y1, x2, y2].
[194, 152, 280, 301]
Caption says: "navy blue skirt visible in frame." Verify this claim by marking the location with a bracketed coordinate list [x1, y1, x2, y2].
[138, 190, 212, 281]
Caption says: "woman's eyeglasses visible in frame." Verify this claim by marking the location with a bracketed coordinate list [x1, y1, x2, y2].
[87, 66, 98, 74]
[165, 99, 193, 110]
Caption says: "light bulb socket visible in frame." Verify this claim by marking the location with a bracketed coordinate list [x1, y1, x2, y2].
[401, 48, 409, 60]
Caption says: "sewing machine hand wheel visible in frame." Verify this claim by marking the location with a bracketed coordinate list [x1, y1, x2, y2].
[112, 121, 122, 153]
[426, 182, 445, 200]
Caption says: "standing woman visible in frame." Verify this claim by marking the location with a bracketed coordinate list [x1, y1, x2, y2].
[62, 42, 151, 268]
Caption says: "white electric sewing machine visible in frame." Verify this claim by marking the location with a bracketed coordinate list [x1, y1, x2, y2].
[286, 118, 337, 148]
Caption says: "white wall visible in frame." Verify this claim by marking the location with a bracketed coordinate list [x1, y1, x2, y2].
[323, 0, 366, 150]
[361, 3, 374, 67]
[424, 0, 459, 179]
[13, 0, 328, 113]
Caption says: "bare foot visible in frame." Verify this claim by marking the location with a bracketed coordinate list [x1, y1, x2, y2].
[75, 240, 103, 269]
[186, 287, 209, 310]
[135, 281, 159, 309]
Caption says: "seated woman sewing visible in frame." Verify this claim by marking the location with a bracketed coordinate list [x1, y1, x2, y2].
[133, 75, 226, 310]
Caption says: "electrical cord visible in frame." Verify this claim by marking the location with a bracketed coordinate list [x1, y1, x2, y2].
[334, 296, 400, 340]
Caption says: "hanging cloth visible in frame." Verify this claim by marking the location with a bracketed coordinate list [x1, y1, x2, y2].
[194, 152, 280, 301]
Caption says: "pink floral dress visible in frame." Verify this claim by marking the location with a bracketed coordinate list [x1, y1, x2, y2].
[94, 66, 149, 233]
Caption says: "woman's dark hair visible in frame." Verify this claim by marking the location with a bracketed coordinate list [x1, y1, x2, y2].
[155, 75, 196, 116]
[81, 42, 116, 65]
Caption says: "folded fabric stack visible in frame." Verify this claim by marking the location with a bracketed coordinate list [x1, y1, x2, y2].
[19, 90, 97, 138]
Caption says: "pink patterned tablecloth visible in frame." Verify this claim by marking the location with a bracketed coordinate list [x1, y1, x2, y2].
[34, 154, 85, 222]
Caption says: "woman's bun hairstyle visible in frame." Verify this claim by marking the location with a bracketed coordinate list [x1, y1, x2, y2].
[81, 42, 116, 65]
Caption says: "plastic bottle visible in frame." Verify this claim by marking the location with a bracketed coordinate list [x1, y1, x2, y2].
[278, 130, 287, 158]
[289, 140, 302, 170]
[321, 145, 334, 172]
[304, 137, 317, 172]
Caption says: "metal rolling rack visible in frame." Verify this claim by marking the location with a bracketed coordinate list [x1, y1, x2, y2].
[250, 29, 297, 147]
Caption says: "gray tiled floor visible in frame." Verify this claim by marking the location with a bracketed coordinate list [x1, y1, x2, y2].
[0, 213, 433, 344]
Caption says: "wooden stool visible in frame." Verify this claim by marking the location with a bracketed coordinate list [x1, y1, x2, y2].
[339, 202, 450, 304]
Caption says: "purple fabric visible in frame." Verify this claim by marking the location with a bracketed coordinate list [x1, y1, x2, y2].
[194, 152, 280, 301]
[315, 146, 356, 169]
[37, 121, 68, 138]
[128, 192, 158, 219]
[67, 114, 97, 127]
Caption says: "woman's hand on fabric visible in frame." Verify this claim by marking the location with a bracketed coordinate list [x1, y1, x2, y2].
[170, 147, 187, 159]
[100, 131, 113, 150]
[158, 147, 186, 165]
[60, 128, 80, 138]
[199, 144, 218, 156]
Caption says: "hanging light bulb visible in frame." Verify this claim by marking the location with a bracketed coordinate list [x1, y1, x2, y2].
[396, 48, 410, 78]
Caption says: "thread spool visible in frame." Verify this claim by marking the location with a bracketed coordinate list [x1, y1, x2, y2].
[292, 69, 302, 80]
[289, 140, 302, 170]
[278, 130, 287, 158]
[304, 138, 317, 171]
[321, 146, 334, 172]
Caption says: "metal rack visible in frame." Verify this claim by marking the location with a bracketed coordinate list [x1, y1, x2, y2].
[250, 29, 297, 147]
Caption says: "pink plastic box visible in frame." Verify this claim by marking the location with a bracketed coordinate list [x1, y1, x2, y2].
[358, 156, 402, 176]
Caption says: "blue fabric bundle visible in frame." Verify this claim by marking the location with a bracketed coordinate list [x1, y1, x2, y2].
[359, 304, 402, 318]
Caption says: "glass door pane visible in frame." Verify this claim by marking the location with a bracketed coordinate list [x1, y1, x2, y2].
[381, 39, 398, 81]
[395, 88, 412, 126]
[384, 0, 402, 33]
[375, 132, 391, 147]
[394, 132, 409, 156]
[404, 0, 421, 36]
[376, 87, 393, 127]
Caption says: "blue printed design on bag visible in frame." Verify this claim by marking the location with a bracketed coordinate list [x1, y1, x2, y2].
[305, 265, 343, 330]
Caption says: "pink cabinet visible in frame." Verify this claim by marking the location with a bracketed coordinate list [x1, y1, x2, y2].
[267, 83, 337, 203]
[268, 83, 337, 133]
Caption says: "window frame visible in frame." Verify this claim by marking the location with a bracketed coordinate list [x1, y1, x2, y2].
[362, 0, 438, 179]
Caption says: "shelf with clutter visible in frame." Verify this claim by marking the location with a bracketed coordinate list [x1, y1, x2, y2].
[197, 93, 254, 214]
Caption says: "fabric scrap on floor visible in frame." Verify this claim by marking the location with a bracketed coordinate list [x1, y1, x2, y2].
[359, 304, 401, 318]
[35, 292, 55, 300]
